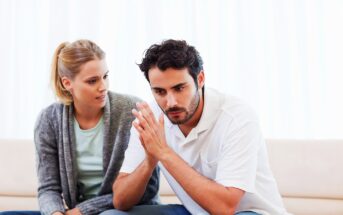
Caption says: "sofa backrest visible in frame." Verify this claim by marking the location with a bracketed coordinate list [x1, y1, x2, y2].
[159, 139, 343, 215]
[1, 139, 343, 215]
[0, 139, 38, 210]
[266, 139, 343, 215]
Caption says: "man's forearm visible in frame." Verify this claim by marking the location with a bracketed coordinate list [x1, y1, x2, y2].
[113, 159, 157, 210]
[131, 102, 243, 214]
[160, 149, 243, 215]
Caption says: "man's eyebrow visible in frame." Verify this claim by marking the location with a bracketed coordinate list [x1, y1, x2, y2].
[171, 82, 187, 89]
[151, 87, 165, 91]
[151, 82, 187, 91]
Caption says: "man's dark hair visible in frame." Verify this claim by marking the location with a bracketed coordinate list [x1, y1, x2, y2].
[138, 39, 204, 87]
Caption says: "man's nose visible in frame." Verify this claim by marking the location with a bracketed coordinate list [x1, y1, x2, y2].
[166, 93, 177, 107]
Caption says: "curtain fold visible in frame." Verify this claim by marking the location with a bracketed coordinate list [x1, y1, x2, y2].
[0, 0, 342, 139]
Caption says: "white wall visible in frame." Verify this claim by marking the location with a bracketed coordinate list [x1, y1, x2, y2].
[0, 0, 342, 139]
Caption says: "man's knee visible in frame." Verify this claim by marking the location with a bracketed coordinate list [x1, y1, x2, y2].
[99, 209, 129, 215]
[0, 212, 41, 215]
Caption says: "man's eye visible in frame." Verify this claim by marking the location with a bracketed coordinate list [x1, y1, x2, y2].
[155, 90, 166, 95]
[175, 86, 184, 92]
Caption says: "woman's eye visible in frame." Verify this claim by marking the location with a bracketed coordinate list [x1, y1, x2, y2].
[87, 79, 97, 84]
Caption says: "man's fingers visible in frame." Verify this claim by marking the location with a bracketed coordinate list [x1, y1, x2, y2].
[132, 120, 144, 133]
[132, 108, 151, 130]
[140, 102, 158, 123]
[139, 135, 148, 152]
[140, 102, 164, 135]
[135, 103, 160, 134]
[139, 133, 144, 144]
[159, 113, 164, 126]
[136, 102, 158, 129]
[133, 120, 154, 145]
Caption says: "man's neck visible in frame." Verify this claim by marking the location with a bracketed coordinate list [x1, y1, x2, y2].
[179, 91, 205, 137]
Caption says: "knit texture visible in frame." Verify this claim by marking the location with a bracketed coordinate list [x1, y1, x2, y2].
[34, 92, 160, 215]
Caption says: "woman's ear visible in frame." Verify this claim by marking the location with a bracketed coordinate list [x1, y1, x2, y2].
[61, 76, 72, 92]
[197, 71, 205, 89]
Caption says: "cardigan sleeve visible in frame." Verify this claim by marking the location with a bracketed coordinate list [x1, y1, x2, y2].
[76, 193, 113, 215]
[34, 107, 66, 215]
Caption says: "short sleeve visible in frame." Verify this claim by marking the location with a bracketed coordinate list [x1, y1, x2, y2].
[215, 121, 262, 193]
[120, 126, 146, 173]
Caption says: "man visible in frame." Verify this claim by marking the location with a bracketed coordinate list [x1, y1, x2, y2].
[108, 40, 289, 215]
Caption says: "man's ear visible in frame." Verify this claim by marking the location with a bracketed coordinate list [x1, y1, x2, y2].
[61, 76, 72, 92]
[197, 71, 205, 89]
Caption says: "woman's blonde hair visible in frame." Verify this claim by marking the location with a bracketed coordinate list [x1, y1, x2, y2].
[51, 39, 105, 105]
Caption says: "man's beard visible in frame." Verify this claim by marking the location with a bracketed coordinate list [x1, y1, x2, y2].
[164, 90, 200, 125]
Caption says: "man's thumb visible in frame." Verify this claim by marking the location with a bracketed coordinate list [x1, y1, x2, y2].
[159, 113, 164, 127]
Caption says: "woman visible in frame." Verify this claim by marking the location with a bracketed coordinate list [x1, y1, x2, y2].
[2, 40, 159, 215]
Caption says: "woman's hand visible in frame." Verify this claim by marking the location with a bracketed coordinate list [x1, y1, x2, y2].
[66, 208, 82, 215]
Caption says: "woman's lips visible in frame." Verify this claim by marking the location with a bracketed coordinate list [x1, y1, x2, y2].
[96, 95, 106, 101]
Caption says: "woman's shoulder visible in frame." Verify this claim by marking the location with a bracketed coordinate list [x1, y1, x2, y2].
[40, 102, 64, 115]
[36, 102, 65, 123]
[34, 102, 66, 136]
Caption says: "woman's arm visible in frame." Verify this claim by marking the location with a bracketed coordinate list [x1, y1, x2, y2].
[74, 194, 113, 215]
[34, 107, 66, 215]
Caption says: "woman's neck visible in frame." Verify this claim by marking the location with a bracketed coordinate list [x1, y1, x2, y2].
[73, 103, 103, 130]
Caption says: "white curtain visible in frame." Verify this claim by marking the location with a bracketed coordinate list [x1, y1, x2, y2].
[0, 0, 342, 139]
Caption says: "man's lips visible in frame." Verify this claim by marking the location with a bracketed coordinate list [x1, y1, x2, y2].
[167, 110, 184, 116]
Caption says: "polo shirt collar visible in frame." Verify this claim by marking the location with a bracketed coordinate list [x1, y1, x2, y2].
[194, 88, 223, 134]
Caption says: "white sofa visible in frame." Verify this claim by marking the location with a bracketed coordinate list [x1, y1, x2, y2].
[1, 139, 343, 215]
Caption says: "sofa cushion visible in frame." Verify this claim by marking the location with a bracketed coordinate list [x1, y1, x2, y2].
[0, 139, 39, 210]
[1, 139, 343, 215]
[283, 197, 343, 215]
[266, 139, 343, 199]
[0, 139, 38, 196]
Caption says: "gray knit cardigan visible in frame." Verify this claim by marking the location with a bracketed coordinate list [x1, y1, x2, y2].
[34, 92, 160, 215]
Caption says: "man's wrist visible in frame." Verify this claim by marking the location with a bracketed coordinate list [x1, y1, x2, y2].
[159, 147, 175, 164]
[144, 156, 158, 169]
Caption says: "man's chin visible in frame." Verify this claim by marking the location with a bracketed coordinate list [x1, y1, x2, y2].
[168, 116, 188, 125]
[170, 120, 183, 125]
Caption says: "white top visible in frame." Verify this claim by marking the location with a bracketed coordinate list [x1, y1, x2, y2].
[120, 88, 290, 215]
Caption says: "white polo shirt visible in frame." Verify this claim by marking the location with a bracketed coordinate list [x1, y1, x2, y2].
[120, 88, 290, 215]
